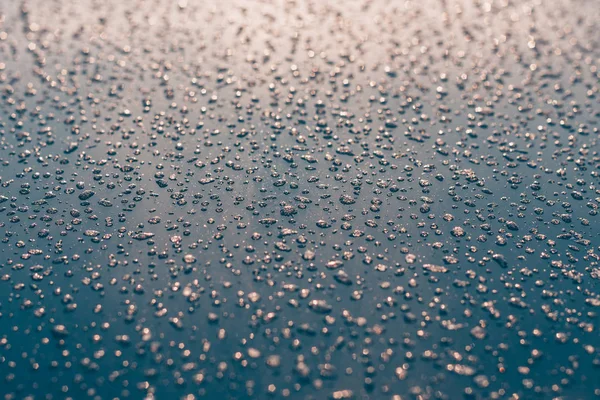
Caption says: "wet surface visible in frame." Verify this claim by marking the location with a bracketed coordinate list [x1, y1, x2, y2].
[0, 0, 599, 399]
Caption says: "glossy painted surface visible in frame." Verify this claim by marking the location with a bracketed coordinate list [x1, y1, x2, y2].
[0, 1, 599, 399]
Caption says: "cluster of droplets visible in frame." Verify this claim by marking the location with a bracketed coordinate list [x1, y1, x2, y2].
[0, 0, 599, 399]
